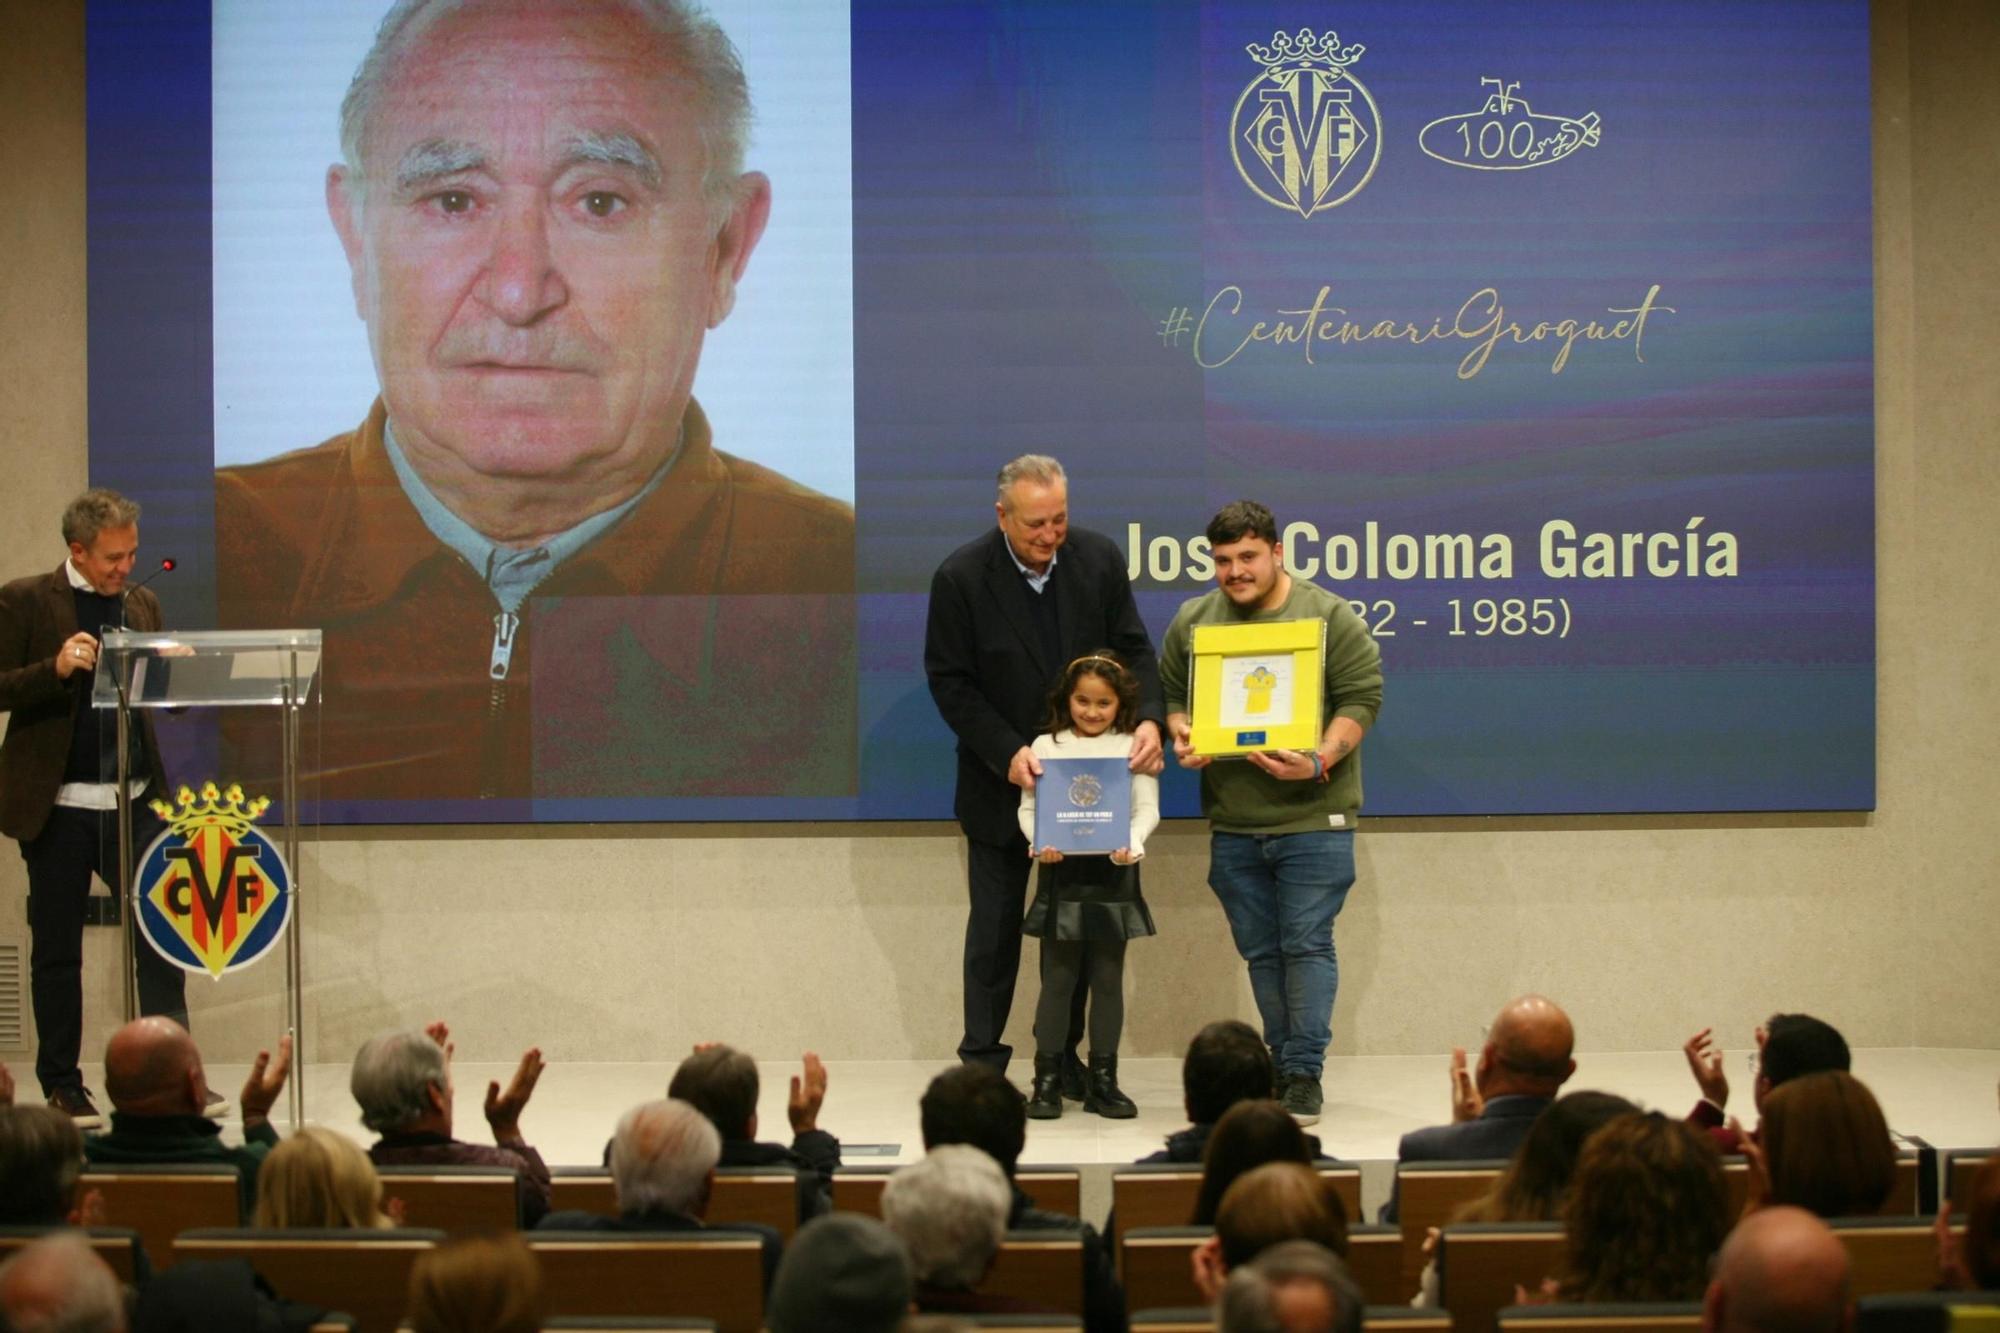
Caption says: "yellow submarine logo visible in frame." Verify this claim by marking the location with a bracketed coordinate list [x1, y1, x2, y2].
[1230, 28, 1381, 218]
[135, 783, 292, 979]
[1419, 79, 1601, 172]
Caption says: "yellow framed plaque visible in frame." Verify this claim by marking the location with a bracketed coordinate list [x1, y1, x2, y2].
[1189, 618, 1326, 757]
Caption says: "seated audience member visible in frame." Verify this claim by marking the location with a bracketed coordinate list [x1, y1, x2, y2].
[1683, 1013, 1850, 1152]
[1938, 1154, 2000, 1291]
[253, 1126, 396, 1229]
[668, 1042, 841, 1221]
[1555, 1111, 1730, 1303]
[1756, 1070, 1896, 1219]
[919, 1063, 1126, 1332]
[1407, 1090, 1640, 1307]
[1193, 1099, 1316, 1227]
[767, 1213, 913, 1333]
[1379, 994, 1576, 1223]
[405, 1233, 542, 1333]
[0, 1104, 96, 1226]
[351, 1022, 551, 1225]
[1217, 1240, 1365, 1333]
[1142, 1022, 1337, 1167]
[0, 1232, 127, 1333]
[1194, 1162, 1351, 1302]
[84, 1017, 291, 1214]
[537, 1098, 782, 1289]
[882, 1145, 1057, 1319]
[1702, 1206, 1851, 1333]
[132, 1260, 332, 1332]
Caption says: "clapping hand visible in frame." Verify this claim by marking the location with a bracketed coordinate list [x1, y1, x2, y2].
[789, 1053, 828, 1134]
[1450, 1047, 1484, 1123]
[240, 1035, 293, 1126]
[1683, 1027, 1729, 1107]
[484, 1047, 545, 1142]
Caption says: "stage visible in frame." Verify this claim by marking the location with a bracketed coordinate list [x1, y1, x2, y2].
[107, 1044, 2000, 1224]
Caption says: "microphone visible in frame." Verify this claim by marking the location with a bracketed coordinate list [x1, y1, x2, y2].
[119, 558, 177, 627]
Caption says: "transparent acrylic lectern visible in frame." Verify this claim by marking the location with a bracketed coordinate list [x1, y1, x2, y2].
[94, 629, 321, 1128]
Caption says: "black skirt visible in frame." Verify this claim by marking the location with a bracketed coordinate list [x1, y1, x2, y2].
[1022, 855, 1157, 942]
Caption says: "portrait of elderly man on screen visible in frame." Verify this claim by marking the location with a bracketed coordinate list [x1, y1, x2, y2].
[214, 0, 855, 807]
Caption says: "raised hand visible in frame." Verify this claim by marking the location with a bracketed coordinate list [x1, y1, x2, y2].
[1683, 1027, 1729, 1107]
[1450, 1046, 1484, 1123]
[484, 1047, 545, 1141]
[240, 1034, 294, 1125]
[789, 1052, 828, 1134]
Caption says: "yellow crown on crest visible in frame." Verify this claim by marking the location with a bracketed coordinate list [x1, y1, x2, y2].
[149, 781, 271, 838]
[1246, 29, 1365, 73]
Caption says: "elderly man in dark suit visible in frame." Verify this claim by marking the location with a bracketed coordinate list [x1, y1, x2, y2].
[0, 490, 188, 1126]
[924, 455, 1163, 1083]
[1379, 994, 1576, 1223]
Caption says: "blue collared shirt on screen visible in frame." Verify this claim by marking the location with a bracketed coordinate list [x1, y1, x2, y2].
[381, 422, 675, 616]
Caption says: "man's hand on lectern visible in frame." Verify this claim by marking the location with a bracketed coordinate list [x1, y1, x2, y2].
[789, 1053, 828, 1134]
[240, 1034, 293, 1128]
[485, 1047, 545, 1145]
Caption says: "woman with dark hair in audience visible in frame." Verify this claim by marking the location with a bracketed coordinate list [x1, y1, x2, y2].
[1191, 1098, 1314, 1226]
[1937, 1154, 2000, 1290]
[405, 1234, 542, 1333]
[1410, 1091, 1639, 1306]
[1554, 1111, 1730, 1302]
[1192, 1161, 1351, 1301]
[253, 1126, 397, 1229]
[1757, 1070, 1896, 1218]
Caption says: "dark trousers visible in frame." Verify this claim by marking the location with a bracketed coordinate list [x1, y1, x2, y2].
[959, 833, 1085, 1073]
[20, 803, 188, 1094]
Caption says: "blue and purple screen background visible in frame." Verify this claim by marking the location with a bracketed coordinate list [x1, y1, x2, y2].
[85, 0, 1874, 821]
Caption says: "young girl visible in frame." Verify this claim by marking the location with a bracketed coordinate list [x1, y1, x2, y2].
[1017, 650, 1160, 1119]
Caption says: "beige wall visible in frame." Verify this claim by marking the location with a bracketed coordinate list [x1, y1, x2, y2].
[3, 1, 1995, 1069]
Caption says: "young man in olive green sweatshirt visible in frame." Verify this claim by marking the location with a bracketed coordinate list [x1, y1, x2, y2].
[1159, 501, 1383, 1125]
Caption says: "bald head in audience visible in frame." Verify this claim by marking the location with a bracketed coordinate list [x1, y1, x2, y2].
[0, 1232, 127, 1333]
[1703, 1206, 1852, 1333]
[102, 1016, 210, 1116]
[1478, 994, 1576, 1100]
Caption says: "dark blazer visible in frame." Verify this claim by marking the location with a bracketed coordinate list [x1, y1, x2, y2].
[0, 565, 168, 843]
[1377, 1093, 1553, 1223]
[924, 527, 1162, 846]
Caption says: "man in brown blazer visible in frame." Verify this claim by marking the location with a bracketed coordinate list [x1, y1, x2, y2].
[0, 489, 187, 1125]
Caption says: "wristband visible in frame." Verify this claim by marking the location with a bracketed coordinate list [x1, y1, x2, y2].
[1309, 752, 1325, 781]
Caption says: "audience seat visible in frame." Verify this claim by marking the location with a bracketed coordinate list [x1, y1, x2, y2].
[170, 1227, 445, 1333]
[1495, 1303, 1702, 1330]
[1945, 1150, 1990, 1205]
[536, 1312, 724, 1320]
[546, 1167, 803, 1240]
[1110, 1162, 1364, 1253]
[527, 1230, 767, 1333]
[983, 1230, 1086, 1316]
[1392, 1160, 1509, 1289]
[78, 1163, 241, 1270]
[538, 1321, 719, 1331]
[1716, 1151, 1921, 1217]
[831, 1165, 1081, 1219]
[1131, 1309, 1449, 1331]
[956, 1318, 1082, 1330]
[1830, 1216, 1965, 1296]
[375, 1164, 524, 1234]
[1855, 1289, 2000, 1332]
[1436, 1221, 1564, 1333]
[0, 1226, 147, 1283]
[1120, 1224, 1404, 1312]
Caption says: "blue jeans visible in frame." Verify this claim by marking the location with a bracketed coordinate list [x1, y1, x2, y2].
[1207, 829, 1355, 1080]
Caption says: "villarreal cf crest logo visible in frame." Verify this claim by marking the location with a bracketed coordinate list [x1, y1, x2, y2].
[136, 783, 292, 979]
[1231, 28, 1381, 218]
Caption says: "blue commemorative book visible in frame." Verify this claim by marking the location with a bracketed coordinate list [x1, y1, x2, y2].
[1034, 757, 1132, 855]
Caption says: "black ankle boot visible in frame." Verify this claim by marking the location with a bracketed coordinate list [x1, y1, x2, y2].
[1027, 1053, 1065, 1119]
[1084, 1053, 1137, 1118]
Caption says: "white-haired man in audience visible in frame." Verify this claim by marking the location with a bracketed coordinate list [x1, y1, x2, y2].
[351, 1020, 550, 1224]
[1703, 1206, 1852, 1333]
[1217, 1240, 1364, 1333]
[1379, 994, 1576, 1222]
[882, 1144, 1061, 1321]
[0, 1231, 127, 1333]
[536, 1097, 782, 1288]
